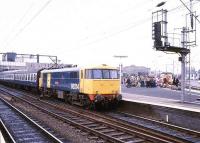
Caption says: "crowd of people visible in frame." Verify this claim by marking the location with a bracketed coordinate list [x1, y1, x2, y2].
[123, 75, 157, 88]
[123, 74, 180, 88]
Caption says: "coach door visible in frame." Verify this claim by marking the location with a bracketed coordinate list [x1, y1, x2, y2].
[47, 73, 51, 88]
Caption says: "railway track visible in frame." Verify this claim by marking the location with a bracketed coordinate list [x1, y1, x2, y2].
[40, 99, 200, 143]
[0, 87, 155, 143]
[1, 86, 200, 142]
[0, 96, 64, 143]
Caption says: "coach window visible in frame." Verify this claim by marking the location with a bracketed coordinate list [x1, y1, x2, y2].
[30, 74, 33, 81]
[33, 74, 35, 81]
[34, 74, 37, 81]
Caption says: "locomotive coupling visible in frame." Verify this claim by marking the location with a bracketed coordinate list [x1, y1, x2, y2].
[116, 94, 122, 101]
[94, 94, 105, 103]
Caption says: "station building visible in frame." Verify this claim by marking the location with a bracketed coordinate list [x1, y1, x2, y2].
[0, 52, 72, 72]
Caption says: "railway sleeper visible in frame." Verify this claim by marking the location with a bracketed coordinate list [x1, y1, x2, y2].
[125, 138, 145, 143]
[80, 121, 94, 125]
[117, 135, 134, 140]
[72, 119, 87, 122]
[108, 132, 125, 137]
[69, 117, 81, 120]
[88, 136, 99, 140]
[100, 129, 116, 133]
[93, 126, 107, 130]
[85, 123, 99, 128]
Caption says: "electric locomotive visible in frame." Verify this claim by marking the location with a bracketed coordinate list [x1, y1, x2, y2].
[0, 64, 122, 108]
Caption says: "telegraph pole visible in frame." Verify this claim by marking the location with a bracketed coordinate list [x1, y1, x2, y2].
[113, 55, 128, 94]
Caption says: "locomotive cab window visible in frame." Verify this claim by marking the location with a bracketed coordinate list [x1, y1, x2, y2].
[102, 70, 109, 79]
[93, 70, 102, 79]
[110, 70, 119, 79]
[85, 69, 119, 79]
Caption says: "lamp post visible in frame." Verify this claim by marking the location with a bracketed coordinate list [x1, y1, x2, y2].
[113, 55, 128, 94]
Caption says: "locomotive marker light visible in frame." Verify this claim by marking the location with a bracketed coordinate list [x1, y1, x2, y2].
[113, 55, 128, 94]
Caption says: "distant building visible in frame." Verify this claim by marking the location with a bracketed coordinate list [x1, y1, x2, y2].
[197, 70, 200, 80]
[2, 52, 17, 62]
[122, 65, 150, 76]
[186, 67, 198, 80]
[0, 52, 72, 72]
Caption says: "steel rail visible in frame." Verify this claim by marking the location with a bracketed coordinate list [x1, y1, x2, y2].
[117, 111, 200, 135]
[23, 93, 200, 143]
[18, 93, 196, 143]
[38, 99, 197, 143]
[0, 96, 63, 143]
[0, 119, 16, 143]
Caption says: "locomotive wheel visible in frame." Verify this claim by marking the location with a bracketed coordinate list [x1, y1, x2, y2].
[79, 94, 90, 108]
[67, 95, 73, 104]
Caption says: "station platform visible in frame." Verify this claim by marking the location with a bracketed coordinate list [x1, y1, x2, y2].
[122, 92, 200, 113]
[121, 92, 200, 131]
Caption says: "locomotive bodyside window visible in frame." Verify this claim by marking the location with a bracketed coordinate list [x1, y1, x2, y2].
[70, 72, 79, 78]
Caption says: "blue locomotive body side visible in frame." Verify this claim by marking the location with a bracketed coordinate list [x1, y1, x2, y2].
[40, 68, 80, 93]
[50, 77, 79, 93]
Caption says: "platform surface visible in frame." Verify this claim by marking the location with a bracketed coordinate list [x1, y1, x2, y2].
[122, 92, 200, 113]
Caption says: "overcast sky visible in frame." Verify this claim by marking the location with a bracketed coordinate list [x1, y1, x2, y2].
[0, 0, 199, 73]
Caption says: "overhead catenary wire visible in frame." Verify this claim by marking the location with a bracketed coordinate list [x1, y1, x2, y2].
[179, 0, 200, 23]
[77, 1, 199, 48]
[2, 3, 34, 50]
[3, 0, 53, 50]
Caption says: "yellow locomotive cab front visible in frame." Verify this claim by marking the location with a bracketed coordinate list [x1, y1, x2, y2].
[80, 65, 121, 102]
[84, 79, 120, 95]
